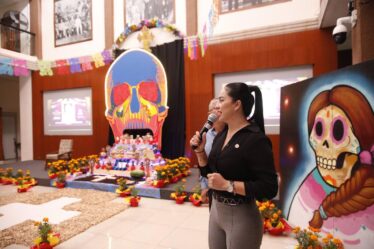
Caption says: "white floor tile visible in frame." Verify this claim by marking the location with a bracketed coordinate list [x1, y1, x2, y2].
[2, 188, 296, 249]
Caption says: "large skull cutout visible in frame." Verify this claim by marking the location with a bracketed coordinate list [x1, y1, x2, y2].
[309, 104, 360, 187]
[105, 49, 168, 148]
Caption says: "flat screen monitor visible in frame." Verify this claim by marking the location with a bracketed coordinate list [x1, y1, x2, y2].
[43, 87, 93, 135]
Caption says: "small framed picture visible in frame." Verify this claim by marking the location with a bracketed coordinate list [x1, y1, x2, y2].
[125, 0, 175, 26]
[54, 0, 93, 47]
[219, 0, 290, 14]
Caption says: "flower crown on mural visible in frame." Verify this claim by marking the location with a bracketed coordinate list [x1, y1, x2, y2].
[113, 18, 184, 50]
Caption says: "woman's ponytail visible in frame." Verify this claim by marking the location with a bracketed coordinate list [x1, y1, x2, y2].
[248, 85, 265, 133]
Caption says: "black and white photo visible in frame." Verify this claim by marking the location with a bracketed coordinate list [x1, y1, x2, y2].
[125, 0, 175, 25]
[219, 0, 289, 14]
[54, 0, 92, 47]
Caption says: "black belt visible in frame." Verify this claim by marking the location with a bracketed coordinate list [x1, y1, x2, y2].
[212, 192, 247, 206]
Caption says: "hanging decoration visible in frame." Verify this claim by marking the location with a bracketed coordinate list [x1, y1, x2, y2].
[37, 60, 53, 76]
[113, 18, 183, 51]
[0, 49, 114, 77]
[0, 2, 219, 77]
[13, 59, 29, 76]
[185, 0, 220, 60]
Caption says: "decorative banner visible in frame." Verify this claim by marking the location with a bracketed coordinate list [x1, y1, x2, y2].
[38, 60, 53, 76]
[56, 59, 69, 75]
[92, 53, 105, 68]
[0, 49, 113, 77]
[0, 58, 13, 76]
[80, 56, 93, 71]
[68, 58, 82, 73]
[184, 0, 220, 60]
[114, 18, 183, 51]
[13, 59, 29, 76]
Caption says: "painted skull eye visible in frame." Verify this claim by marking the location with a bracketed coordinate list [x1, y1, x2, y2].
[331, 116, 347, 145]
[112, 83, 130, 105]
[313, 117, 324, 139]
[138, 81, 159, 103]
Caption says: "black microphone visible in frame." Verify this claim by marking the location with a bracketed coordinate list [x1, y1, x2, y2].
[191, 113, 218, 150]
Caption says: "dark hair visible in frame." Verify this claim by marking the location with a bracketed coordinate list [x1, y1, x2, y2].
[224, 82, 265, 133]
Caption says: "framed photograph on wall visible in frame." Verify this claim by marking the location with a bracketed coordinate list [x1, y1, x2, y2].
[125, 0, 175, 26]
[54, 0, 93, 47]
[219, 0, 290, 14]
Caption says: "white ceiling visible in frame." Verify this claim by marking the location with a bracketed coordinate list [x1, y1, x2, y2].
[319, 0, 350, 28]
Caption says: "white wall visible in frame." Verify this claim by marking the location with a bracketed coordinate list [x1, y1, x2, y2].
[113, 0, 125, 41]
[19, 75, 33, 161]
[198, 0, 320, 34]
[41, 0, 105, 60]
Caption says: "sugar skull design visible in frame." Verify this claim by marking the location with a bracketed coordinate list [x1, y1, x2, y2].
[105, 49, 168, 147]
[288, 85, 374, 249]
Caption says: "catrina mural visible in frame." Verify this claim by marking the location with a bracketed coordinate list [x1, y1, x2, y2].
[280, 60, 374, 249]
[104, 49, 168, 147]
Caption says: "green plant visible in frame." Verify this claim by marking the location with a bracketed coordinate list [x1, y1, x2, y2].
[5, 167, 13, 178]
[293, 226, 321, 249]
[192, 183, 202, 195]
[173, 181, 186, 196]
[131, 187, 139, 197]
[15, 169, 24, 178]
[56, 171, 66, 183]
[116, 177, 128, 191]
[34, 217, 52, 243]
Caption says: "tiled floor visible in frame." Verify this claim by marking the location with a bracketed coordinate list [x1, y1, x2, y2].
[0, 186, 295, 249]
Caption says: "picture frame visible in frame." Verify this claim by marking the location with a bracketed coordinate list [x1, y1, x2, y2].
[54, 0, 93, 47]
[124, 0, 175, 26]
[219, 0, 290, 15]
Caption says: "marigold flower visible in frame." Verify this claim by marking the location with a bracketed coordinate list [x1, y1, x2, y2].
[333, 238, 342, 244]
[292, 227, 300, 234]
[308, 226, 320, 233]
[43, 217, 49, 222]
[326, 233, 333, 239]
[310, 234, 318, 241]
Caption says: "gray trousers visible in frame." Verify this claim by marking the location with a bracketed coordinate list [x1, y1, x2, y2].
[209, 198, 263, 249]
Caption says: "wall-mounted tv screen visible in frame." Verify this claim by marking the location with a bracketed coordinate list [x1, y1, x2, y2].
[214, 65, 313, 134]
[43, 87, 93, 135]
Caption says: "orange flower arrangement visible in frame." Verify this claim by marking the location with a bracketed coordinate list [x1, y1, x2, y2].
[293, 226, 344, 249]
[170, 180, 187, 204]
[256, 200, 291, 235]
[115, 177, 131, 197]
[189, 184, 202, 206]
[31, 217, 60, 249]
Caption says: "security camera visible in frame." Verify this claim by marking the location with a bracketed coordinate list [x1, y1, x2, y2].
[332, 18, 349, 44]
[332, 10, 357, 44]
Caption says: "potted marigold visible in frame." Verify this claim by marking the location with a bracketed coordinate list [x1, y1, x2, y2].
[257, 200, 291, 235]
[31, 217, 60, 249]
[16, 177, 31, 193]
[115, 177, 131, 197]
[128, 187, 141, 207]
[170, 180, 187, 204]
[293, 226, 344, 249]
[55, 171, 66, 188]
[153, 166, 167, 188]
[189, 184, 202, 206]
[24, 169, 37, 186]
[3, 167, 14, 184]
